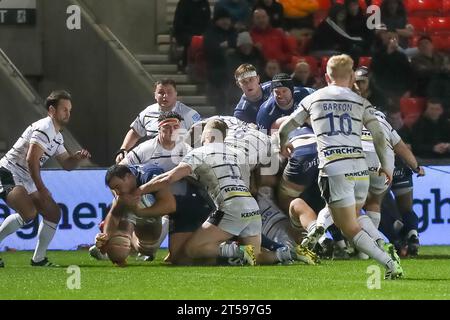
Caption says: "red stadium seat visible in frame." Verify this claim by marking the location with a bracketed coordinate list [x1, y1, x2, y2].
[317, 0, 332, 10]
[431, 35, 450, 51]
[444, 0, 450, 13]
[405, 0, 442, 14]
[370, 0, 383, 7]
[358, 56, 372, 68]
[427, 17, 450, 34]
[187, 35, 206, 80]
[292, 55, 319, 76]
[400, 97, 426, 127]
[408, 17, 428, 33]
[320, 56, 330, 75]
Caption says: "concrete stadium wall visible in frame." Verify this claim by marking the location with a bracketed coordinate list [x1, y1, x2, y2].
[82, 0, 157, 54]
[38, 0, 156, 166]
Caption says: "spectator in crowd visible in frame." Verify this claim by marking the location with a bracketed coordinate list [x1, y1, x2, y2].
[250, 7, 293, 69]
[427, 56, 450, 114]
[410, 99, 450, 158]
[371, 31, 413, 114]
[344, 0, 374, 54]
[227, 31, 265, 75]
[380, 0, 415, 56]
[253, 0, 284, 29]
[214, 0, 252, 31]
[227, 32, 266, 103]
[172, 0, 211, 70]
[411, 36, 446, 97]
[291, 61, 318, 88]
[204, 8, 237, 114]
[310, 4, 365, 60]
[277, 0, 319, 30]
[260, 59, 281, 83]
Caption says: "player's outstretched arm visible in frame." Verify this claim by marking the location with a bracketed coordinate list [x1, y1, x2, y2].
[56, 149, 91, 171]
[393, 140, 425, 176]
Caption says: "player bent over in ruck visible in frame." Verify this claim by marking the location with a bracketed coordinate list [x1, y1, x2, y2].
[96, 164, 176, 266]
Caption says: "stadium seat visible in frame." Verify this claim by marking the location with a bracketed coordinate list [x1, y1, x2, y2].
[317, 0, 332, 10]
[408, 17, 428, 33]
[358, 56, 372, 68]
[187, 35, 206, 81]
[400, 97, 426, 127]
[444, 0, 450, 13]
[426, 17, 450, 35]
[320, 56, 330, 75]
[406, 0, 442, 16]
[431, 35, 450, 51]
[291, 55, 319, 76]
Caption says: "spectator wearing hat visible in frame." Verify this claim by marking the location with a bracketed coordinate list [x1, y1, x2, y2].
[256, 73, 315, 130]
[214, 0, 252, 31]
[411, 36, 446, 97]
[250, 7, 293, 69]
[227, 31, 265, 77]
[204, 8, 237, 113]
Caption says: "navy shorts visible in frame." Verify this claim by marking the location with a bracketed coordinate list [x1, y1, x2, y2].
[170, 194, 213, 234]
[300, 181, 326, 214]
[391, 160, 413, 191]
[283, 152, 319, 188]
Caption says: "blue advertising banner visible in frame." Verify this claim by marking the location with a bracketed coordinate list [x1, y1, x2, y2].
[0, 166, 449, 250]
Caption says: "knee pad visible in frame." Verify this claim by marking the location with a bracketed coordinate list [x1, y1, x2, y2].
[106, 234, 132, 265]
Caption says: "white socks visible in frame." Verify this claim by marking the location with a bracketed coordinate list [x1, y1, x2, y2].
[358, 215, 384, 244]
[366, 210, 381, 229]
[353, 230, 393, 269]
[0, 213, 25, 243]
[219, 242, 242, 258]
[32, 220, 57, 263]
[317, 207, 334, 230]
[306, 220, 317, 234]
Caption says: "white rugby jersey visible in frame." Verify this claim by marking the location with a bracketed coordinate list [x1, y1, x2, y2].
[203, 116, 271, 168]
[361, 111, 401, 169]
[181, 142, 252, 210]
[0, 117, 67, 177]
[130, 101, 201, 137]
[124, 137, 192, 195]
[290, 85, 378, 176]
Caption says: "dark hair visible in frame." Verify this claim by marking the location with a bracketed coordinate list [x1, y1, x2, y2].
[105, 164, 132, 186]
[418, 35, 432, 43]
[154, 79, 177, 90]
[380, 0, 406, 18]
[45, 90, 71, 110]
[158, 111, 184, 123]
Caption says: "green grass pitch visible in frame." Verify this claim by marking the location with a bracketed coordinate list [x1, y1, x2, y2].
[1, 246, 449, 300]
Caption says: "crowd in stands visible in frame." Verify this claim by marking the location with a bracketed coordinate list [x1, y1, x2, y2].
[172, 0, 450, 159]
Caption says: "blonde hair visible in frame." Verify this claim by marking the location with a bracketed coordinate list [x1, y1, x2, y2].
[326, 54, 354, 81]
[234, 64, 257, 80]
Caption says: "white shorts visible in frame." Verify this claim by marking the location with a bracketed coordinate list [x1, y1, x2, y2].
[319, 170, 370, 207]
[208, 197, 261, 237]
[0, 165, 37, 195]
[365, 152, 392, 195]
